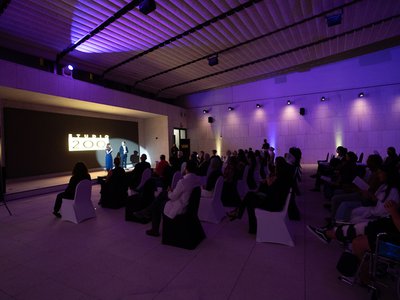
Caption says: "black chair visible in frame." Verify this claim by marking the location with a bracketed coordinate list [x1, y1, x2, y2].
[162, 186, 206, 250]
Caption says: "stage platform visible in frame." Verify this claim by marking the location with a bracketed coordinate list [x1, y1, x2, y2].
[4, 168, 134, 201]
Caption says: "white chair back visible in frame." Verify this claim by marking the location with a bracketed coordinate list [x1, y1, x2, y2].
[254, 188, 294, 246]
[171, 171, 183, 190]
[61, 179, 95, 224]
[136, 168, 151, 190]
[180, 161, 187, 174]
[198, 176, 225, 223]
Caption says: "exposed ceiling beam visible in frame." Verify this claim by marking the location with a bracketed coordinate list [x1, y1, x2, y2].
[158, 14, 400, 95]
[134, 0, 362, 87]
[102, 0, 263, 77]
[56, 0, 142, 63]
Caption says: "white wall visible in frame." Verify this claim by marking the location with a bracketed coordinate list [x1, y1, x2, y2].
[184, 46, 400, 163]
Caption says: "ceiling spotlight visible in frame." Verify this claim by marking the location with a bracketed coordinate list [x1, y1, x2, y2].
[256, 104, 262, 108]
[62, 64, 74, 77]
[320, 96, 326, 101]
[358, 92, 365, 98]
[203, 109, 209, 114]
[138, 0, 156, 15]
[208, 54, 219, 66]
[228, 106, 234, 111]
[287, 100, 292, 105]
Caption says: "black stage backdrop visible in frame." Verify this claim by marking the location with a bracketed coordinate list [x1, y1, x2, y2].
[4, 108, 139, 179]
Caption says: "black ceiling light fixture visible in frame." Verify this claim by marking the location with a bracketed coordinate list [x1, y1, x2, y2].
[228, 106, 234, 111]
[208, 54, 219, 66]
[138, 0, 156, 15]
[358, 92, 365, 98]
[203, 109, 209, 114]
[256, 103, 262, 108]
[326, 10, 342, 27]
[320, 96, 326, 101]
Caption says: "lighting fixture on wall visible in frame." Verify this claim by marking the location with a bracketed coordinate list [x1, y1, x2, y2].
[203, 109, 209, 114]
[228, 106, 234, 111]
[138, 0, 156, 15]
[320, 96, 326, 101]
[287, 100, 292, 105]
[358, 92, 365, 98]
[299, 107, 306, 116]
[208, 54, 219, 66]
[62, 64, 74, 77]
[256, 103, 262, 108]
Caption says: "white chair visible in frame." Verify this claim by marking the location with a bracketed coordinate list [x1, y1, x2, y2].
[180, 161, 187, 174]
[170, 170, 183, 190]
[254, 188, 294, 246]
[61, 179, 95, 224]
[198, 176, 225, 224]
[130, 168, 151, 195]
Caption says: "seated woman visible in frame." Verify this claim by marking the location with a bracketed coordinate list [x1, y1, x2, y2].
[53, 162, 91, 218]
[201, 156, 223, 197]
[229, 156, 293, 234]
[352, 200, 400, 261]
[99, 157, 128, 208]
[220, 156, 241, 207]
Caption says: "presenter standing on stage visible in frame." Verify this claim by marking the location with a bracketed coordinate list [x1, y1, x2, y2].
[105, 143, 113, 171]
[119, 141, 129, 169]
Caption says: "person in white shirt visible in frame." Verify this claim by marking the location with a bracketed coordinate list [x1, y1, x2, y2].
[145, 160, 202, 237]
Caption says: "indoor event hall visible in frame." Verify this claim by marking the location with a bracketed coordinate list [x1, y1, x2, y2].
[1, 0, 400, 299]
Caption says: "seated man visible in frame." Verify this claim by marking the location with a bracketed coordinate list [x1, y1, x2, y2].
[128, 153, 151, 189]
[139, 160, 202, 237]
[99, 157, 128, 208]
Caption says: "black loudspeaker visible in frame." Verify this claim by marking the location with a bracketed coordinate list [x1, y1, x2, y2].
[299, 108, 305, 116]
[208, 117, 214, 123]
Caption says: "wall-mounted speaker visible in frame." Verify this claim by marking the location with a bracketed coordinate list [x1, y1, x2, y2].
[299, 108, 305, 116]
[208, 117, 214, 123]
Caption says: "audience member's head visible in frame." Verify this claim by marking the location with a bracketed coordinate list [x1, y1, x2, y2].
[185, 160, 198, 174]
[114, 157, 121, 167]
[346, 151, 358, 163]
[73, 162, 89, 177]
[387, 146, 397, 157]
[160, 154, 166, 161]
[140, 154, 147, 162]
[366, 154, 383, 171]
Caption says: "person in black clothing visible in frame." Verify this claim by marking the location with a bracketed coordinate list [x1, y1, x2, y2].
[229, 156, 293, 234]
[99, 157, 128, 208]
[129, 154, 151, 189]
[53, 162, 91, 218]
[262, 138, 270, 150]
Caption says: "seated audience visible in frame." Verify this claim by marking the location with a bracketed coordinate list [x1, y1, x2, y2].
[198, 152, 210, 176]
[311, 146, 348, 191]
[99, 157, 128, 208]
[329, 154, 383, 224]
[135, 160, 202, 237]
[229, 156, 293, 234]
[201, 156, 223, 197]
[221, 156, 241, 207]
[322, 151, 359, 199]
[128, 153, 151, 189]
[53, 162, 91, 218]
[382, 146, 399, 169]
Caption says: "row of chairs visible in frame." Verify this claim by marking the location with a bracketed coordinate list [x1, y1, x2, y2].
[60, 172, 295, 249]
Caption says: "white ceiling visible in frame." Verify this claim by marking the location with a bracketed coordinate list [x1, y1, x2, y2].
[0, 0, 399, 103]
